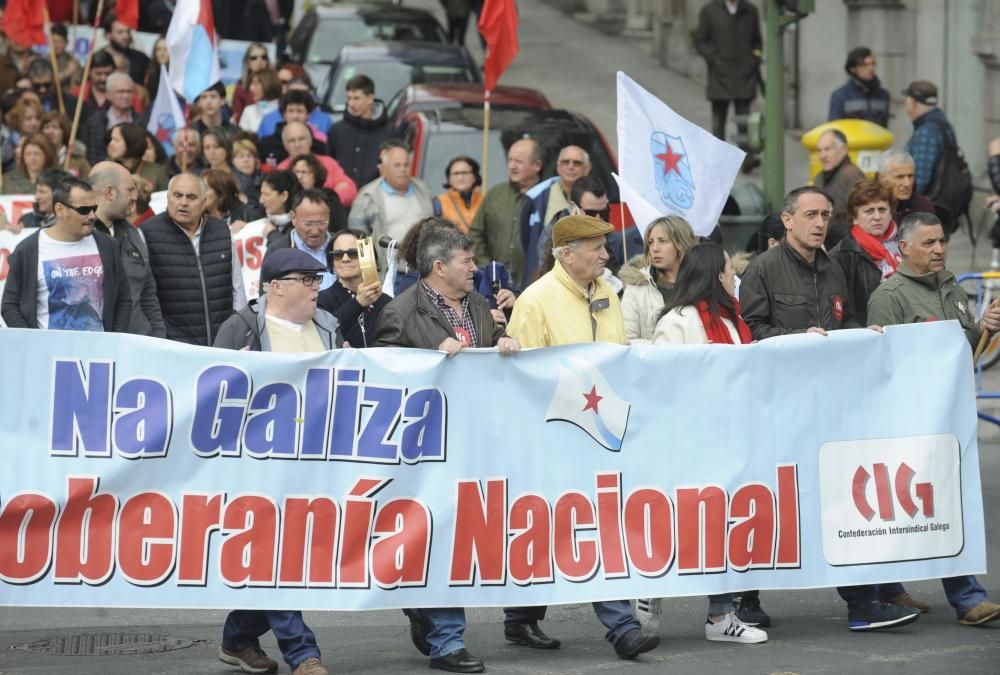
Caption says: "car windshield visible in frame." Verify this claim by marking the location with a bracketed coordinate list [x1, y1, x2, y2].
[330, 61, 475, 110]
[308, 19, 445, 63]
[420, 130, 508, 191]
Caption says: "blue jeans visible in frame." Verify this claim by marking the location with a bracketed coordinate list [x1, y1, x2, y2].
[879, 576, 987, 618]
[407, 608, 467, 659]
[708, 593, 736, 615]
[222, 610, 320, 670]
[504, 601, 639, 645]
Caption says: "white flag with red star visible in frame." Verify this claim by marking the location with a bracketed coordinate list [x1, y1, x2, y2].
[545, 357, 631, 451]
[616, 71, 745, 237]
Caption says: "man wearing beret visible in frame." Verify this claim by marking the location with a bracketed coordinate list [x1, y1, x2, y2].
[502, 214, 659, 660]
[212, 247, 340, 675]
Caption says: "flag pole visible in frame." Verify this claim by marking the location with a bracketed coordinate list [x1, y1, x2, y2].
[42, 7, 66, 116]
[481, 89, 491, 190]
[66, 0, 105, 170]
[71, 0, 78, 51]
[619, 201, 629, 263]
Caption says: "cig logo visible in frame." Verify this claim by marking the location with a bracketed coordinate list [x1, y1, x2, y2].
[852, 462, 934, 522]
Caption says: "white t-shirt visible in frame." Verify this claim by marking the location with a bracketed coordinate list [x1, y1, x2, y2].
[36, 230, 104, 331]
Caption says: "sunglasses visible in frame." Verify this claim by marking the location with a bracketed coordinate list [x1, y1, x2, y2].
[58, 202, 97, 215]
[583, 207, 610, 220]
[249, 54, 268, 61]
[332, 248, 359, 259]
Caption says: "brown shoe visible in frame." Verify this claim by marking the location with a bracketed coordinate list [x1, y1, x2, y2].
[887, 592, 930, 613]
[959, 600, 1000, 626]
[218, 644, 279, 673]
[292, 657, 329, 675]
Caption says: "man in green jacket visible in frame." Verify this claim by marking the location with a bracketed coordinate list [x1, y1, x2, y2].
[868, 211, 1000, 349]
[468, 138, 542, 288]
[867, 210, 1000, 627]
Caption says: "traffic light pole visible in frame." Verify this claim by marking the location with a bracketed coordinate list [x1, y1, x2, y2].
[763, 1, 811, 212]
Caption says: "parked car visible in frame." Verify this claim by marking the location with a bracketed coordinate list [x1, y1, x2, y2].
[395, 106, 621, 202]
[321, 41, 481, 113]
[387, 83, 552, 128]
[287, 5, 448, 100]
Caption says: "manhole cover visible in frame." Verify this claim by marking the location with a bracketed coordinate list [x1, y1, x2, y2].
[15, 633, 194, 656]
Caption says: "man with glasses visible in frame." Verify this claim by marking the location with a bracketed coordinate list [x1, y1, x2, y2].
[503, 214, 659, 661]
[521, 145, 591, 282]
[89, 161, 165, 337]
[2, 176, 132, 332]
[27, 59, 80, 120]
[141, 173, 246, 345]
[348, 139, 434, 244]
[263, 189, 338, 291]
[212, 247, 339, 675]
[81, 72, 142, 165]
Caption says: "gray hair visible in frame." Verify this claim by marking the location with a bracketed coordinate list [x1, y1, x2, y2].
[820, 128, 848, 147]
[898, 211, 942, 244]
[781, 186, 833, 215]
[417, 226, 473, 278]
[552, 240, 582, 260]
[168, 172, 207, 198]
[878, 148, 915, 175]
[106, 72, 134, 90]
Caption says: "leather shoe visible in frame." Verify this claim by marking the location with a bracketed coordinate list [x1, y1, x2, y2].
[429, 648, 485, 673]
[403, 609, 431, 656]
[504, 622, 561, 649]
[614, 628, 660, 660]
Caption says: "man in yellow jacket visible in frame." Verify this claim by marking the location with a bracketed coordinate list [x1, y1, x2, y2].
[502, 214, 657, 660]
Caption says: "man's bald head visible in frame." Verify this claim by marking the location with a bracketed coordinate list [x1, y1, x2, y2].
[282, 121, 313, 158]
[90, 161, 136, 220]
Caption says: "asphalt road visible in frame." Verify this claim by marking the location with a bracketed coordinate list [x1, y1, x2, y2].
[2, 1, 999, 673]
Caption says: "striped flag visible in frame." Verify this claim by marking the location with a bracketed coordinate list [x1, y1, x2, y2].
[146, 66, 186, 158]
[165, 0, 221, 102]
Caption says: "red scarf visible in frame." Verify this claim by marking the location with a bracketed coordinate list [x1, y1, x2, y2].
[851, 222, 900, 274]
[695, 300, 753, 344]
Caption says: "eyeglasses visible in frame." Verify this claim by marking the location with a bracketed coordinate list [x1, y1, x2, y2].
[583, 207, 610, 220]
[559, 158, 586, 167]
[32, 81, 53, 91]
[276, 274, 323, 287]
[57, 202, 97, 215]
[332, 248, 359, 259]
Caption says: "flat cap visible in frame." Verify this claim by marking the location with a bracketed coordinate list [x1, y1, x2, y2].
[552, 214, 613, 247]
[260, 248, 326, 284]
[902, 81, 938, 106]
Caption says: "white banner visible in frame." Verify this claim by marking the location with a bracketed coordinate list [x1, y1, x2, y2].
[233, 218, 268, 301]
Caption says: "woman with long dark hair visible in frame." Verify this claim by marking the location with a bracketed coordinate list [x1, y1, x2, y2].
[632, 244, 766, 646]
[107, 122, 168, 191]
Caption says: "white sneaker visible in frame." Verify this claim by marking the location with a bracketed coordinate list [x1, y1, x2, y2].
[705, 611, 768, 644]
[633, 597, 662, 633]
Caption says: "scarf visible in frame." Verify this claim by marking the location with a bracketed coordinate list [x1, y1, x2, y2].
[852, 221, 900, 279]
[695, 300, 752, 345]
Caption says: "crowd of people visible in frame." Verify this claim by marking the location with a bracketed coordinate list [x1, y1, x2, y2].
[2, 5, 1000, 675]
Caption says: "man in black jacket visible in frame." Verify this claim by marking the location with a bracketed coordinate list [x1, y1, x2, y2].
[141, 174, 246, 345]
[740, 186, 921, 634]
[374, 224, 517, 674]
[89, 161, 165, 337]
[326, 74, 392, 187]
[1, 176, 131, 331]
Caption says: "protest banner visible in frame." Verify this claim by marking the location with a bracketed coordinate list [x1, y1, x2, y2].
[0, 322, 984, 610]
[232, 218, 268, 300]
[0, 195, 43, 326]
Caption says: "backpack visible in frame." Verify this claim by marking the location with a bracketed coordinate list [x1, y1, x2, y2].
[924, 118, 973, 233]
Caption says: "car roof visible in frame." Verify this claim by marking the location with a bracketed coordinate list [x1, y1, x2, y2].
[312, 4, 440, 21]
[418, 107, 595, 133]
[396, 83, 551, 109]
[338, 41, 474, 65]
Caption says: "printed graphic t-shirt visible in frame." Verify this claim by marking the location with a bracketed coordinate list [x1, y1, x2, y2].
[36, 231, 104, 331]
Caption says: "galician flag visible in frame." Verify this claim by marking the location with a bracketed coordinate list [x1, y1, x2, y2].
[545, 357, 631, 452]
[616, 72, 745, 237]
[146, 66, 186, 158]
[166, 0, 221, 102]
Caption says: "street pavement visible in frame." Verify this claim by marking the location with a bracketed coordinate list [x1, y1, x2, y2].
[2, 1, 1000, 673]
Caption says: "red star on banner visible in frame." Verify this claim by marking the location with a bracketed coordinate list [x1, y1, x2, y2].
[582, 386, 603, 413]
[655, 144, 684, 176]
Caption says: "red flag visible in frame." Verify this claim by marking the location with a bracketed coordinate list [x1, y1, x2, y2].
[478, 0, 519, 92]
[2, 0, 46, 48]
[116, 0, 140, 29]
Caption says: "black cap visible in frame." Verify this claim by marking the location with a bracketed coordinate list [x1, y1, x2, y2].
[196, 80, 227, 101]
[260, 248, 326, 284]
[902, 81, 938, 106]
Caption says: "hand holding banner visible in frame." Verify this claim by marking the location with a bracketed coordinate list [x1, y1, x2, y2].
[617, 72, 745, 237]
